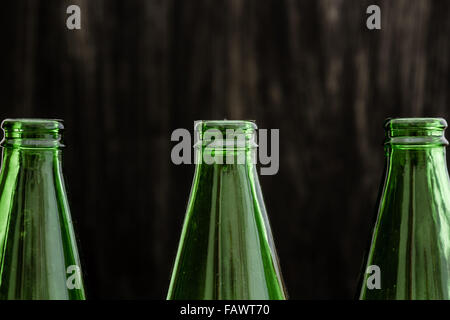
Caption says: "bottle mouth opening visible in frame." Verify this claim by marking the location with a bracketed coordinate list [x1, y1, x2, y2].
[194, 120, 258, 150]
[1, 119, 64, 148]
[384, 118, 449, 146]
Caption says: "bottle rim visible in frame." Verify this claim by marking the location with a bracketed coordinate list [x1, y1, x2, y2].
[385, 118, 447, 130]
[2, 118, 64, 131]
[1, 118, 64, 149]
[194, 120, 257, 132]
[194, 120, 258, 150]
[384, 118, 449, 147]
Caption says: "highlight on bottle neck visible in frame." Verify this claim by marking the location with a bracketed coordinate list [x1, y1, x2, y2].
[1, 119, 64, 149]
[384, 118, 449, 148]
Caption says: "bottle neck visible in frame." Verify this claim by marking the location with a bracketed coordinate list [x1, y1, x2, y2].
[384, 118, 450, 176]
[386, 145, 446, 163]
[0, 119, 65, 175]
[385, 145, 449, 184]
[1, 147, 62, 181]
[194, 147, 257, 168]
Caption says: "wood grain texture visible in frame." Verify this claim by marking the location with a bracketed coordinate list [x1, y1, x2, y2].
[1, 0, 449, 299]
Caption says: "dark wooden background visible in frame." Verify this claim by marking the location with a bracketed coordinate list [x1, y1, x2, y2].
[1, 0, 449, 299]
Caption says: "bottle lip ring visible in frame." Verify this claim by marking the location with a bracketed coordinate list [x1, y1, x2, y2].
[384, 118, 447, 130]
[385, 137, 449, 147]
[1, 118, 64, 132]
[194, 120, 257, 132]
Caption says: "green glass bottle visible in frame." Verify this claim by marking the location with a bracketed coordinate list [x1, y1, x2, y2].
[359, 118, 450, 300]
[0, 119, 85, 300]
[167, 120, 287, 300]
